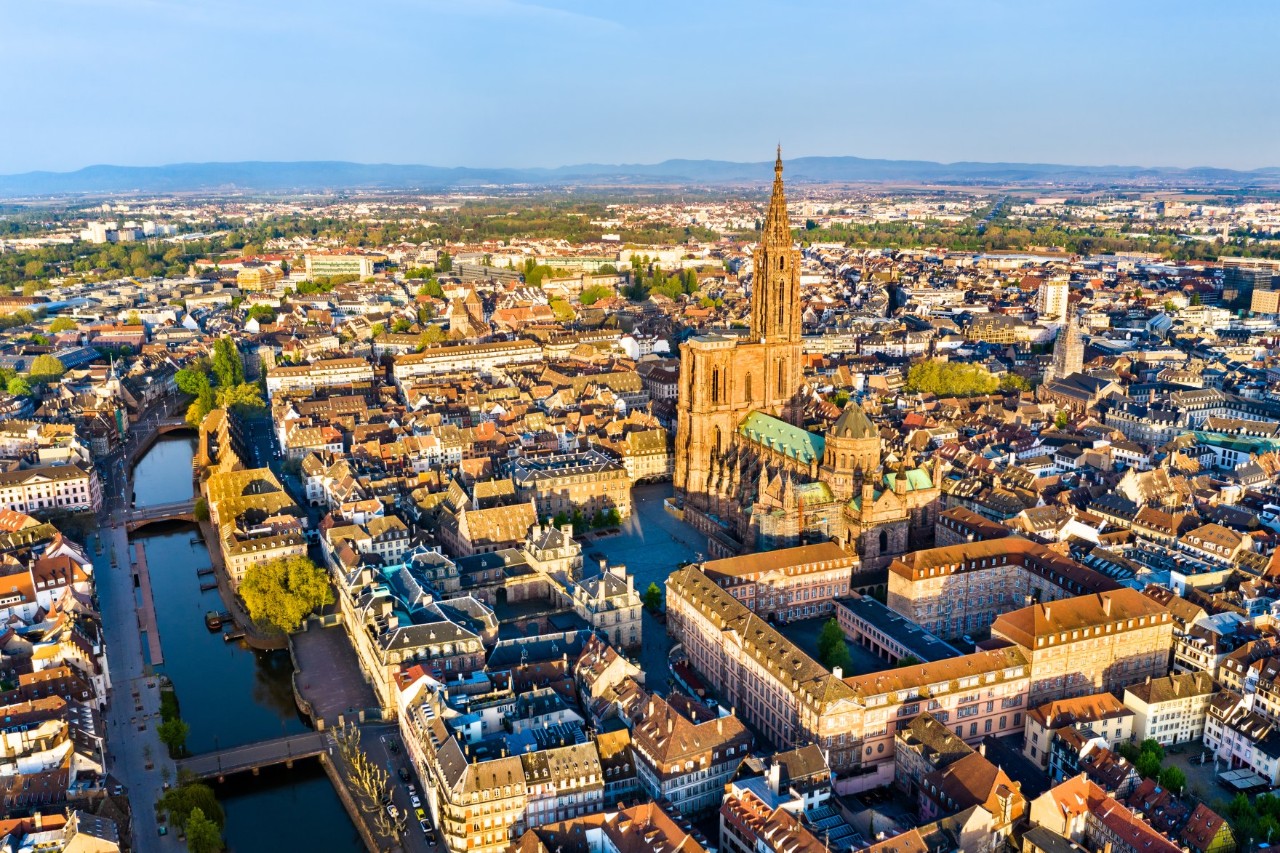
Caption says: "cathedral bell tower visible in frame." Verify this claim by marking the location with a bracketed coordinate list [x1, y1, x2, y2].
[752, 147, 802, 345]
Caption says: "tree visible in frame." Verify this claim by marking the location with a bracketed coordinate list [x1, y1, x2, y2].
[193, 498, 209, 522]
[1135, 751, 1162, 780]
[904, 361, 999, 397]
[158, 718, 190, 758]
[48, 317, 77, 333]
[896, 654, 922, 668]
[5, 377, 30, 397]
[1054, 411, 1068, 430]
[391, 317, 412, 334]
[158, 779, 224, 831]
[642, 582, 663, 612]
[246, 304, 276, 324]
[418, 325, 447, 347]
[1138, 739, 1165, 762]
[211, 337, 244, 387]
[126, 310, 142, 326]
[416, 278, 444, 298]
[215, 383, 265, 413]
[548, 298, 575, 323]
[27, 354, 65, 384]
[817, 618, 853, 673]
[436, 251, 453, 272]
[239, 555, 334, 634]
[579, 285, 613, 306]
[999, 373, 1030, 392]
[185, 807, 223, 853]
[1158, 765, 1185, 792]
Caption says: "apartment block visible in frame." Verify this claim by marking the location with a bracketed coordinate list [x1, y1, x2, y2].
[265, 357, 376, 398]
[1023, 693, 1134, 768]
[1122, 672, 1216, 747]
[0, 464, 101, 515]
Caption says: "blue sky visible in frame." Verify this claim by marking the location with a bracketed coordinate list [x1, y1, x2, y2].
[3, 0, 1278, 172]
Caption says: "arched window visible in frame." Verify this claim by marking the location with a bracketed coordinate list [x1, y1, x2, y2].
[744, 372, 753, 402]
[711, 368, 720, 403]
[777, 358, 786, 395]
[780, 256, 785, 270]
[879, 529, 889, 554]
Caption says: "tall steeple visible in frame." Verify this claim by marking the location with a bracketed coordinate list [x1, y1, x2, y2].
[1046, 312, 1084, 382]
[751, 147, 801, 344]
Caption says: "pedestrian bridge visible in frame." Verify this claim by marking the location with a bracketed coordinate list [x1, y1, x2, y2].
[175, 731, 328, 781]
[125, 499, 198, 532]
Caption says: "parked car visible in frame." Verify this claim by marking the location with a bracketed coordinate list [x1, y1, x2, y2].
[386, 804, 399, 820]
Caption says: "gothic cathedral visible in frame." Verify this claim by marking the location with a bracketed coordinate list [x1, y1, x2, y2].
[673, 150, 941, 566]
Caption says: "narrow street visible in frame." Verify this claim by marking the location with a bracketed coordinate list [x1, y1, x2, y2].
[97, 519, 181, 852]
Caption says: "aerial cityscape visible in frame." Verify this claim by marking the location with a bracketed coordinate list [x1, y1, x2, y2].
[2, 3, 1280, 853]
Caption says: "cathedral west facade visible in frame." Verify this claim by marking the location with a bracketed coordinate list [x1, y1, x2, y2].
[673, 151, 940, 565]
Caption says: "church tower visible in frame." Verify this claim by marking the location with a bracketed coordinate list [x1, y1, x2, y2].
[674, 149, 805, 503]
[820, 404, 882, 502]
[752, 147, 803, 345]
[1045, 313, 1084, 382]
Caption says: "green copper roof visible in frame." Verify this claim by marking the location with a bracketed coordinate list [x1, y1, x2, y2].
[737, 411, 825, 465]
[1190, 431, 1280, 455]
[884, 469, 934, 492]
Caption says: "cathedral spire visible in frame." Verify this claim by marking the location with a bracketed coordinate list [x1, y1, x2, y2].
[752, 148, 800, 344]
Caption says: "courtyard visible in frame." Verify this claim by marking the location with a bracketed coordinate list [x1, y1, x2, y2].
[585, 482, 705, 695]
[777, 616, 888, 677]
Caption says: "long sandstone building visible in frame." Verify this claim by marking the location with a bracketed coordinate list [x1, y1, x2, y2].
[887, 537, 1120, 640]
[667, 564, 1174, 791]
[991, 588, 1173, 704]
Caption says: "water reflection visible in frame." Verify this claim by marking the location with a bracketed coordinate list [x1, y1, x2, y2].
[129, 436, 358, 851]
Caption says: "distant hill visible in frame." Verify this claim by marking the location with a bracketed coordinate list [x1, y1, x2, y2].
[2, 156, 1279, 196]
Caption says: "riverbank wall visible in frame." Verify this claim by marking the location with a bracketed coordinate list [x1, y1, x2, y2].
[319, 753, 388, 853]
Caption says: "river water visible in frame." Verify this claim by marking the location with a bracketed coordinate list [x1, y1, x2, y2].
[130, 435, 363, 852]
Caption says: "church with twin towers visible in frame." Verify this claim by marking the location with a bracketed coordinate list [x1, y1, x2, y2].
[673, 149, 941, 566]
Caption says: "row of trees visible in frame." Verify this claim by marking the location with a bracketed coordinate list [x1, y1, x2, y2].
[156, 684, 190, 759]
[334, 723, 405, 838]
[904, 361, 1001, 397]
[623, 260, 700, 302]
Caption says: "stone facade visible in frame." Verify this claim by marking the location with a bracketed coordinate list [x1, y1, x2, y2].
[991, 589, 1174, 705]
[673, 151, 939, 564]
[698, 541, 856, 622]
[887, 538, 1121, 640]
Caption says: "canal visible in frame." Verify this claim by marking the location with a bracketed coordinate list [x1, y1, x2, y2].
[130, 435, 363, 852]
